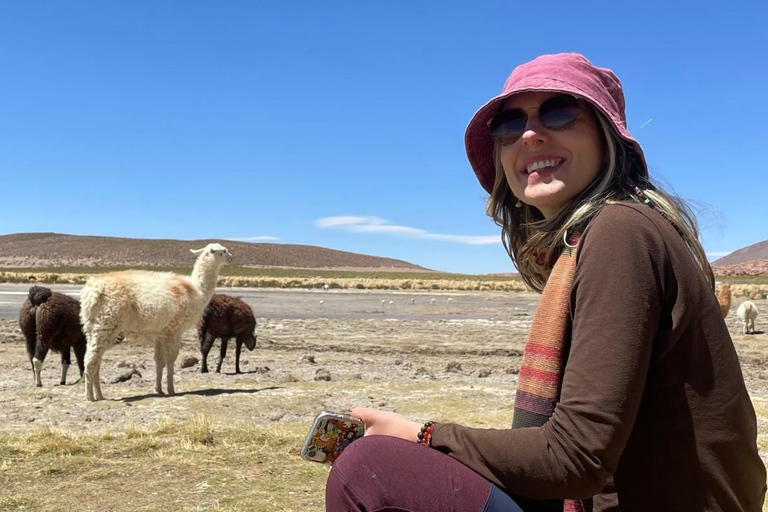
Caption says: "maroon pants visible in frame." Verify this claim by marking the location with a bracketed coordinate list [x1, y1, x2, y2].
[325, 435, 524, 512]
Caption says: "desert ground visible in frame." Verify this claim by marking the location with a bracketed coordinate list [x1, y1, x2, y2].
[1, 287, 767, 511]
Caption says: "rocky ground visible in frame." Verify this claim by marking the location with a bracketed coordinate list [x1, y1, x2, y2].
[714, 260, 768, 276]
[1, 289, 766, 461]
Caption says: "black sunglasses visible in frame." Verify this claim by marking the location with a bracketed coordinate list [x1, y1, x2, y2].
[488, 95, 583, 145]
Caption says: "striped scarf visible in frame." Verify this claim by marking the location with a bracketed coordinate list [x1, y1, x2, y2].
[512, 240, 585, 512]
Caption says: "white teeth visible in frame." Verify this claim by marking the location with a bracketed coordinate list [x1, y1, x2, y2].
[525, 159, 562, 174]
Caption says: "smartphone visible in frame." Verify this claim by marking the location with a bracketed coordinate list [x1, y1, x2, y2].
[300, 410, 365, 464]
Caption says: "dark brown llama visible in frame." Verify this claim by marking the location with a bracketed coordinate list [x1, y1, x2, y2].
[18, 285, 87, 386]
[197, 294, 257, 374]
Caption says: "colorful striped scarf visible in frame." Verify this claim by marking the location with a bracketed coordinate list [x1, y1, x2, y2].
[512, 240, 585, 512]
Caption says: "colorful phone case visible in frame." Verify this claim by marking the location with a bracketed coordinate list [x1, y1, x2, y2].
[300, 410, 365, 464]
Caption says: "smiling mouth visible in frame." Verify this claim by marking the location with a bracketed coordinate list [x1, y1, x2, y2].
[524, 158, 564, 174]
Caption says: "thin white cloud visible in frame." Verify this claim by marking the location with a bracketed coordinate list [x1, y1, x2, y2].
[315, 216, 500, 245]
[225, 236, 280, 242]
[707, 251, 732, 260]
[315, 216, 387, 228]
[419, 233, 501, 244]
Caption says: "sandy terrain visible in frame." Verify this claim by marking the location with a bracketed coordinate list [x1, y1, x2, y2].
[0, 289, 535, 435]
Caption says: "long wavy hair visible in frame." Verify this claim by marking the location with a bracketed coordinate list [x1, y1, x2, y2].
[486, 107, 714, 293]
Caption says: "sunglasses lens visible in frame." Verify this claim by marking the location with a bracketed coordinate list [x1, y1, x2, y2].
[539, 96, 580, 129]
[489, 96, 580, 144]
[489, 110, 526, 144]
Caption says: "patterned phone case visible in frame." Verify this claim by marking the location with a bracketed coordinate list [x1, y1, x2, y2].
[300, 410, 365, 464]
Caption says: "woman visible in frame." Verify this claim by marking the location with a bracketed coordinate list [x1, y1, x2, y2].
[325, 53, 766, 511]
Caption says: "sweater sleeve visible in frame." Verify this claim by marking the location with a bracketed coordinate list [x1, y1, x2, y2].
[430, 205, 667, 499]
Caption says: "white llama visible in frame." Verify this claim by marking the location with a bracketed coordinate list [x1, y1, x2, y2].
[736, 300, 759, 335]
[79, 243, 232, 401]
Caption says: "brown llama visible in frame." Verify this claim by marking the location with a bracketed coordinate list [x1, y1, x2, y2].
[717, 283, 732, 319]
[197, 294, 257, 374]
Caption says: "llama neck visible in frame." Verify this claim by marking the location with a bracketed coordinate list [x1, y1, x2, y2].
[191, 257, 221, 300]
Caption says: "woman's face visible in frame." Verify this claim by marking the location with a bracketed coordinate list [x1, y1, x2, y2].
[497, 92, 604, 218]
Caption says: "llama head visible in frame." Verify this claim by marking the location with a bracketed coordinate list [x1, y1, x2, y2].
[241, 329, 257, 351]
[190, 243, 233, 264]
[28, 285, 53, 305]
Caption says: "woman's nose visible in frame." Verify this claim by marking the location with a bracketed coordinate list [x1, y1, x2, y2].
[521, 117, 548, 146]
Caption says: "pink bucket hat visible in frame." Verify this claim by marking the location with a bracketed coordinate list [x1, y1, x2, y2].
[465, 53, 647, 194]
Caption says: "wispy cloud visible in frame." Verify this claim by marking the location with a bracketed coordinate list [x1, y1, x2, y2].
[225, 236, 280, 242]
[707, 250, 732, 261]
[315, 216, 499, 245]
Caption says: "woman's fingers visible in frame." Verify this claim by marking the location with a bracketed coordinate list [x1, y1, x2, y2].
[351, 407, 374, 424]
[349, 408, 421, 440]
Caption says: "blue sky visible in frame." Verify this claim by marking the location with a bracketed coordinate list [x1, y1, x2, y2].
[1, 1, 766, 274]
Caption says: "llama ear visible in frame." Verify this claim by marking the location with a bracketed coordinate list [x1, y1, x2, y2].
[190, 248, 204, 256]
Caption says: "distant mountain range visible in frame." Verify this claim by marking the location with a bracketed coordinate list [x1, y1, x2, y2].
[713, 239, 768, 276]
[0, 233, 430, 271]
[1, 232, 764, 276]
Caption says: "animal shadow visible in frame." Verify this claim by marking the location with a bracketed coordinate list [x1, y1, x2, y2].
[120, 386, 282, 403]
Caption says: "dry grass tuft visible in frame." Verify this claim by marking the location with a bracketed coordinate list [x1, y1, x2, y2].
[24, 427, 86, 456]
[182, 415, 215, 446]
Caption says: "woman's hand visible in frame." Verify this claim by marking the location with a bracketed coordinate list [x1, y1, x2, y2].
[352, 407, 423, 442]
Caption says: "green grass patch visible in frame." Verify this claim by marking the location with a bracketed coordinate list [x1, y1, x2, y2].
[0, 266, 527, 291]
[717, 275, 768, 285]
[0, 265, 521, 281]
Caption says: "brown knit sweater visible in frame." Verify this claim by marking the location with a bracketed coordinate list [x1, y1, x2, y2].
[431, 203, 767, 511]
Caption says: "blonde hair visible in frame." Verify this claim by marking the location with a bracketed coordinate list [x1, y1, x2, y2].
[486, 109, 714, 293]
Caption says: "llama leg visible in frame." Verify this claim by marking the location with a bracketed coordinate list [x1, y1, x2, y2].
[235, 339, 242, 374]
[164, 337, 181, 397]
[92, 346, 108, 401]
[216, 338, 229, 373]
[154, 342, 166, 396]
[60, 347, 72, 385]
[92, 353, 105, 401]
[85, 344, 105, 401]
[84, 348, 96, 401]
[32, 342, 49, 388]
[25, 340, 36, 385]
[32, 358, 44, 387]
[200, 333, 215, 373]
[73, 343, 86, 383]
[84, 326, 117, 401]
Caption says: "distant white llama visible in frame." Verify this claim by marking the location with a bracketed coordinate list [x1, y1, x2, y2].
[79, 243, 232, 401]
[736, 300, 759, 335]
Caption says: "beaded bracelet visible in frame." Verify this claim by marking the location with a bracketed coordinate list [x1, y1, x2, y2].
[417, 420, 435, 446]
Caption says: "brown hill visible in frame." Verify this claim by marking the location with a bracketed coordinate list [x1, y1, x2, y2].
[711, 239, 768, 277]
[0, 233, 430, 271]
[713, 239, 768, 266]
